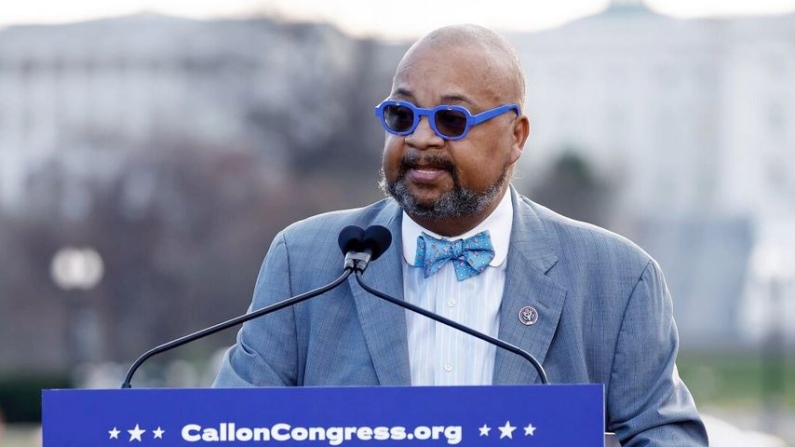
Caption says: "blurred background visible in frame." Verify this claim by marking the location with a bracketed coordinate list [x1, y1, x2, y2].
[0, 0, 793, 445]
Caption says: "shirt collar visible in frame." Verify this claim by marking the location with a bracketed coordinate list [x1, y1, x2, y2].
[401, 190, 513, 267]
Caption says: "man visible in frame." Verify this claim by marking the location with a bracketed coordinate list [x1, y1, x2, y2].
[214, 24, 708, 446]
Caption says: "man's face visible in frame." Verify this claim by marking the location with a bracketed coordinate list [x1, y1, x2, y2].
[380, 43, 523, 233]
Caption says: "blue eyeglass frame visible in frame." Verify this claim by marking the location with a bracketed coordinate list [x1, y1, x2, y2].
[374, 100, 520, 141]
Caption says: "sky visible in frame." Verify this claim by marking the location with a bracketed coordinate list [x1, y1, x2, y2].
[2, 0, 795, 39]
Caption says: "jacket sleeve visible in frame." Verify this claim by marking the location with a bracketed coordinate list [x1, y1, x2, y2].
[212, 231, 299, 387]
[607, 260, 709, 446]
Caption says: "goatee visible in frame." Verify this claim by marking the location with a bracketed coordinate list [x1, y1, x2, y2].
[379, 153, 507, 221]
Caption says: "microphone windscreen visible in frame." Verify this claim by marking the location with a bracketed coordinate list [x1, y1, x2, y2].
[338, 226, 365, 255]
[363, 225, 392, 261]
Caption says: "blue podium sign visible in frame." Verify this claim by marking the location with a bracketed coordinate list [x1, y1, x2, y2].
[43, 385, 603, 446]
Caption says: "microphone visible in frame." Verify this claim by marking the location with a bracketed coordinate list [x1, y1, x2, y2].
[355, 226, 549, 384]
[363, 225, 392, 261]
[338, 225, 365, 254]
[344, 225, 392, 272]
[121, 227, 366, 388]
[340, 225, 366, 271]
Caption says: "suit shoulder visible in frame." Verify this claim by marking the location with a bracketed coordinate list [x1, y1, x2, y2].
[520, 196, 653, 274]
[279, 198, 399, 246]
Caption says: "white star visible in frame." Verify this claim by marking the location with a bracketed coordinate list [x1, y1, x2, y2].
[153, 427, 165, 439]
[128, 424, 146, 442]
[478, 424, 491, 436]
[524, 423, 537, 436]
[109, 427, 120, 439]
[498, 421, 516, 439]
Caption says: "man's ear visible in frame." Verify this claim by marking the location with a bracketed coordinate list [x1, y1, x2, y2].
[509, 114, 530, 164]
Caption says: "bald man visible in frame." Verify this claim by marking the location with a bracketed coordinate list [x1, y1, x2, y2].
[214, 25, 708, 446]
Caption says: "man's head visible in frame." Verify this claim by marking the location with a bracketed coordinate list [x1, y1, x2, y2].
[378, 24, 530, 236]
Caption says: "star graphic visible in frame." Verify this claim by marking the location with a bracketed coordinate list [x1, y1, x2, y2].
[498, 421, 516, 439]
[153, 427, 165, 439]
[109, 427, 120, 439]
[524, 423, 537, 436]
[478, 424, 491, 436]
[128, 424, 146, 442]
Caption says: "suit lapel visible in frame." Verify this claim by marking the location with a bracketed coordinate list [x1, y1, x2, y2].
[349, 202, 412, 385]
[493, 189, 567, 385]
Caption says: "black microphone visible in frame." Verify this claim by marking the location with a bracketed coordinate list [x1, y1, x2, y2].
[363, 225, 392, 261]
[355, 225, 549, 384]
[338, 225, 365, 254]
[340, 225, 366, 271]
[341, 225, 391, 272]
[121, 227, 366, 388]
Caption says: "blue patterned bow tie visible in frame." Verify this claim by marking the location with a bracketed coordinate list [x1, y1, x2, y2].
[415, 230, 495, 281]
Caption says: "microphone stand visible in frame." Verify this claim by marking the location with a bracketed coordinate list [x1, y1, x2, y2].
[354, 270, 549, 384]
[121, 269, 352, 388]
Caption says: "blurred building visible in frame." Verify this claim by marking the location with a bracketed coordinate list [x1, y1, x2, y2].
[507, 1, 795, 347]
[0, 14, 386, 374]
[513, 1, 795, 220]
[0, 13, 371, 214]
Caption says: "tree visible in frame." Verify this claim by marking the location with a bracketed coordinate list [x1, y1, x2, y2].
[530, 150, 614, 228]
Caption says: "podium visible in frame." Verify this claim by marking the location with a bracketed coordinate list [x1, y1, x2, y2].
[43, 385, 614, 446]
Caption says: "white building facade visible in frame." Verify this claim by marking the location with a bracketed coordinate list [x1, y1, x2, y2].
[0, 14, 361, 212]
[509, 3, 795, 344]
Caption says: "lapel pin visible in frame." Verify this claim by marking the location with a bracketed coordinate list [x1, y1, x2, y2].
[518, 306, 539, 326]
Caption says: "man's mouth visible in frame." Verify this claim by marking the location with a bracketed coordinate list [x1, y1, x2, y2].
[402, 157, 452, 182]
[407, 166, 448, 183]
[397, 153, 456, 185]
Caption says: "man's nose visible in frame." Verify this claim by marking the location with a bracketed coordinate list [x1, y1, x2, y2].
[405, 116, 444, 148]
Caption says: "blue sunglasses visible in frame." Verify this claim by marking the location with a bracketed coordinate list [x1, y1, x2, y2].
[374, 100, 520, 141]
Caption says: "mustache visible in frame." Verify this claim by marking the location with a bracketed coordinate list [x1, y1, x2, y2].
[399, 153, 456, 173]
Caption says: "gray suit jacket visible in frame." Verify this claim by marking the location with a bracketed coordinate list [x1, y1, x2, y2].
[214, 188, 708, 446]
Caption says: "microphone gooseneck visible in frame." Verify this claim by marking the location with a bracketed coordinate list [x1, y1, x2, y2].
[122, 224, 548, 388]
[122, 226, 369, 389]
[121, 270, 351, 388]
[355, 227, 549, 385]
[354, 272, 549, 384]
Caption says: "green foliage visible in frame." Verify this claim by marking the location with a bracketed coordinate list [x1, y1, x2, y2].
[529, 149, 614, 228]
[0, 375, 71, 423]
[678, 350, 795, 409]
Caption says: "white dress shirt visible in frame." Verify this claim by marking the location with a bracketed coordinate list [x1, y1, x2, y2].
[401, 191, 513, 385]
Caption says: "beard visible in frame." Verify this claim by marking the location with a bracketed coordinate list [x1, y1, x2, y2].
[379, 152, 508, 221]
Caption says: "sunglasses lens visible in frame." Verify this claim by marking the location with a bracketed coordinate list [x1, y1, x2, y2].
[383, 104, 414, 133]
[435, 110, 468, 137]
